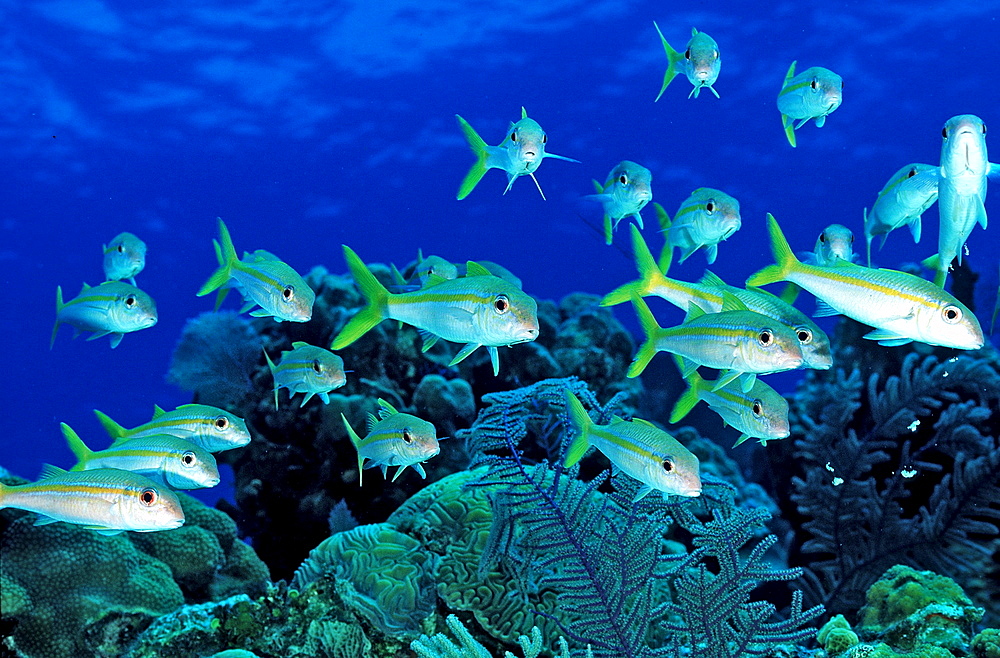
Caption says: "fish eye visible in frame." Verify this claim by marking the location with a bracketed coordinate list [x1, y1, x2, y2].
[849, 234, 855, 243]
[712, 49, 719, 59]
[510, 132, 517, 142]
[139, 488, 158, 506]
[684, 49, 691, 60]
[942, 127, 949, 139]
[282, 285, 295, 301]
[752, 400, 763, 417]
[907, 168, 918, 178]
[182, 451, 196, 467]
[402, 430, 413, 444]
[494, 294, 510, 314]
[819, 232, 826, 243]
[983, 123, 988, 135]
[214, 416, 230, 431]
[117, 244, 125, 253]
[758, 329, 773, 346]
[705, 201, 715, 214]
[810, 79, 818, 90]
[662, 458, 674, 472]
[942, 305, 963, 324]
[619, 174, 628, 185]
[312, 359, 323, 374]
[542, 134, 547, 144]
[125, 295, 137, 308]
[796, 328, 813, 344]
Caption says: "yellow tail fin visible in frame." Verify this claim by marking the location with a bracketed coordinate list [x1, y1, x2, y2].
[331, 246, 391, 350]
[456, 115, 490, 200]
[746, 214, 800, 287]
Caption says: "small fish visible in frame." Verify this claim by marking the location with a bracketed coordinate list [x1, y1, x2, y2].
[924, 115, 989, 286]
[584, 160, 653, 245]
[331, 246, 538, 376]
[94, 403, 251, 453]
[602, 226, 832, 370]
[0, 465, 184, 535]
[629, 293, 804, 392]
[802, 224, 857, 266]
[777, 61, 843, 147]
[341, 399, 440, 486]
[412, 250, 459, 286]
[103, 232, 147, 285]
[457, 260, 523, 289]
[653, 23, 721, 101]
[51, 281, 157, 349]
[455, 107, 580, 200]
[669, 356, 789, 448]
[864, 163, 939, 266]
[197, 218, 314, 322]
[657, 190, 742, 271]
[264, 341, 347, 408]
[563, 390, 701, 499]
[747, 214, 984, 350]
[62, 423, 220, 489]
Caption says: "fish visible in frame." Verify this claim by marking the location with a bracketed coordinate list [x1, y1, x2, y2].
[103, 232, 147, 285]
[628, 292, 805, 392]
[341, 398, 440, 486]
[412, 250, 459, 286]
[657, 189, 742, 271]
[747, 214, 984, 350]
[264, 341, 347, 408]
[777, 61, 843, 147]
[802, 224, 857, 267]
[51, 281, 157, 349]
[331, 246, 539, 376]
[863, 163, 939, 266]
[653, 23, 721, 101]
[93, 403, 252, 453]
[669, 356, 789, 448]
[457, 260, 522, 289]
[925, 115, 989, 286]
[197, 218, 314, 322]
[392, 253, 522, 292]
[455, 107, 580, 200]
[0, 465, 184, 535]
[584, 160, 653, 245]
[61, 423, 220, 489]
[563, 390, 701, 499]
[602, 226, 832, 370]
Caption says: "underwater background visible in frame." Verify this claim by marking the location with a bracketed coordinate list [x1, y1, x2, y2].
[3, 1, 1000, 657]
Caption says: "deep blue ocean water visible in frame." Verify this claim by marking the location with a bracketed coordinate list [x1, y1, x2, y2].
[4, 1, 999, 502]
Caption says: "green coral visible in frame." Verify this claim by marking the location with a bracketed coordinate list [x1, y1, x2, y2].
[817, 615, 859, 655]
[972, 628, 1000, 658]
[411, 614, 582, 658]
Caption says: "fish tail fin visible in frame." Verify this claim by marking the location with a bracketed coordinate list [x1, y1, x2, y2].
[263, 349, 280, 409]
[50, 286, 64, 349]
[921, 254, 948, 287]
[601, 225, 668, 306]
[456, 115, 490, 200]
[746, 214, 800, 286]
[331, 246, 391, 349]
[341, 413, 365, 486]
[653, 21, 680, 102]
[197, 218, 237, 297]
[93, 409, 127, 441]
[669, 362, 706, 424]
[61, 423, 93, 469]
[628, 295, 662, 378]
[562, 390, 593, 468]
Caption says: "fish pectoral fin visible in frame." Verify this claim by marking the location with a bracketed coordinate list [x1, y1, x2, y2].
[108, 333, 124, 349]
[417, 329, 440, 352]
[733, 433, 751, 448]
[413, 463, 427, 478]
[544, 152, 580, 163]
[712, 369, 743, 391]
[502, 173, 518, 196]
[632, 485, 654, 502]
[632, 212, 644, 230]
[449, 342, 482, 366]
[814, 115, 827, 128]
[487, 346, 500, 376]
[86, 330, 111, 342]
[975, 197, 988, 230]
[813, 299, 840, 318]
[739, 372, 757, 393]
[32, 515, 61, 527]
[794, 117, 811, 130]
[84, 526, 126, 536]
[863, 329, 913, 347]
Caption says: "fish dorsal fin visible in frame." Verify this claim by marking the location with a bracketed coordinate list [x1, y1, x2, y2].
[697, 270, 727, 288]
[417, 248, 425, 262]
[248, 249, 280, 263]
[720, 292, 748, 313]
[291, 341, 309, 349]
[78, 282, 92, 295]
[684, 301, 709, 322]
[592, 179, 605, 194]
[152, 404, 167, 418]
[39, 464, 68, 480]
[366, 412, 379, 433]
[521, 106, 528, 119]
[377, 398, 399, 417]
[422, 273, 448, 288]
[465, 261, 492, 277]
[630, 417, 658, 429]
[691, 27, 699, 36]
[783, 60, 797, 84]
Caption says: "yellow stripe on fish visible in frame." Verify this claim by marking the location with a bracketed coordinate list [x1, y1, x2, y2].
[94, 403, 251, 453]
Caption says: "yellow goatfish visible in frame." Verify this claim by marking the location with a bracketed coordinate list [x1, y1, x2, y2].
[103, 232, 147, 285]
[657, 188, 742, 271]
[331, 246, 538, 375]
[802, 224, 857, 267]
[0, 465, 184, 535]
[94, 404, 251, 453]
[264, 341, 347, 408]
[52, 281, 157, 349]
[653, 23, 721, 100]
[197, 218, 314, 322]
[777, 61, 843, 147]
[585, 160, 653, 245]
[747, 214, 984, 350]
[455, 107, 579, 200]
[563, 390, 701, 499]
[342, 399, 440, 486]
[864, 163, 938, 266]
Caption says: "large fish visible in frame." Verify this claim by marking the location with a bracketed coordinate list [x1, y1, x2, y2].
[0, 465, 184, 535]
[94, 404, 251, 453]
[563, 390, 701, 499]
[455, 107, 579, 200]
[341, 399, 440, 486]
[926, 115, 989, 286]
[747, 214, 984, 350]
[197, 218, 314, 322]
[585, 160, 653, 245]
[603, 226, 831, 370]
[331, 246, 538, 375]
[657, 189, 742, 271]
[777, 61, 843, 147]
[653, 23, 721, 100]
[863, 163, 938, 266]
[51, 281, 157, 349]
[103, 232, 147, 285]
[264, 341, 347, 408]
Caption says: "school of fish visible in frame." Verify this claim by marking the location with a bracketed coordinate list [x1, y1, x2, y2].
[7, 20, 999, 534]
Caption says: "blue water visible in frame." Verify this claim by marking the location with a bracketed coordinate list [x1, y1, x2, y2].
[4, 1, 999, 497]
